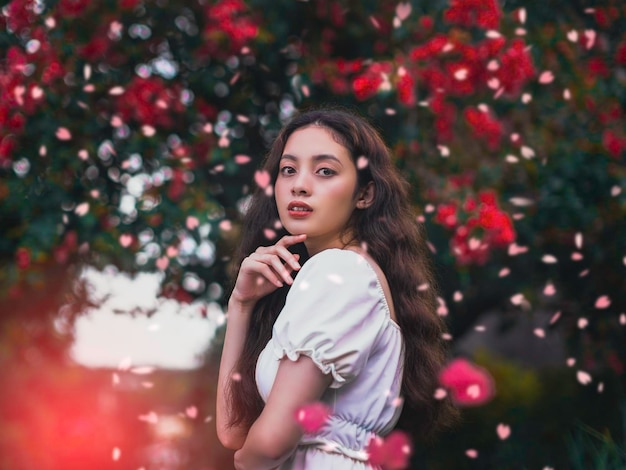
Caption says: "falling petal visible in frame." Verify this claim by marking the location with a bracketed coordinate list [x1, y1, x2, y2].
[597, 382, 604, 393]
[620, 314, 626, 325]
[75, 202, 90, 216]
[112, 373, 120, 385]
[563, 89, 571, 100]
[231, 372, 242, 382]
[543, 282, 556, 296]
[595, 296, 610, 309]
[454, 68, 469, 81]
[515, 28, 527, 36]
[437, 145, 450, 157]
[577, 370, 592, 385]
[610, 186, 621, 197]
[571, 252, 583, 261]
[78, 149, 88, 160]
[235, 155, 251, 164]
[295, 402, 332, 433]
[219, 220, 232, 231]
[498, 268, 510, 277]
[138, 412, 159, 424]
[119, 234, 133, 247]
[369, 15, 380, 29]
[395, 2, 411, 21]
[549, 311, 561, 325]
[263, 228, 276, 239]
[521, 93, 532, 103]
[142, 125, 156, 137]
[466, 449, 478, 459]
[204, 415, 213, 422]
[534, 328, 545, 338]
[156, 257, 169, 271]
[578, 318, 588, 329]
[518, 7, 527, 23]
[584, 30, 596, 50]
[434, 388, 447, 399]
[485, 30, 502, 38]
[131, 366, 155, 375]
[56, 128, 72, 140]
[453, 291, 463, 302]
[112, 448, 121, 461]
[108, 86, 125, 95]
[510, 293, 524, 305]
[566, 358, 576, 367]
[474, 325, 486, 332]
[496, 423, 511, 440]
[186, 216, 199, 230]
[186, 406, 198, 419]
[574, 233, 583, 249]
[542, 254, 557, 264]
[567, 30, 578, 42]
[521, 146, 535, 159]
[357, 156, 369, 169]
[254, 170, 271, 189]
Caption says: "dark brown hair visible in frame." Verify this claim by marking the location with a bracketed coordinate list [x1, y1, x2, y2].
[226, 107, 457, 439]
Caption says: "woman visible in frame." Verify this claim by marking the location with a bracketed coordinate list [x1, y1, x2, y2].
[217, 108, 456, 469]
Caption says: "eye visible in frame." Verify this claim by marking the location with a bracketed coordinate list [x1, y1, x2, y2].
[317, 167, 336, 177]
[279, 165, 296, 175]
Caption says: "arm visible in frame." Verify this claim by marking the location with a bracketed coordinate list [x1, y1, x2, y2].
[215, 298, 254, 450]
[234, 356, 333, 470]
[215, 234, 306, 450]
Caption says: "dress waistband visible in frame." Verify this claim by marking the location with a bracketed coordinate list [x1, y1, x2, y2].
[299, 437, 370, 462]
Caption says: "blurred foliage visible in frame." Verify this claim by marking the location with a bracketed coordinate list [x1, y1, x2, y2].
[1, 0, 625, 468]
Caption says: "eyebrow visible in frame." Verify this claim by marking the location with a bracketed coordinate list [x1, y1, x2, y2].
[280, 154, 344, 166]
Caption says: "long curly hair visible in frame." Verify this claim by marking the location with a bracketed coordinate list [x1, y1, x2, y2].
[226, 107, 458, 440]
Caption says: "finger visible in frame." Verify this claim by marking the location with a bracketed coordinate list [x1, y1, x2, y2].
[276, 233, 307, 248]
[256, 263, 284, 288]
[270, 245, 301, 271]
[256, 253, 295, 285]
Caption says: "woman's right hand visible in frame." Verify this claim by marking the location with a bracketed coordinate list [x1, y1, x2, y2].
[229, 234, 306, 308]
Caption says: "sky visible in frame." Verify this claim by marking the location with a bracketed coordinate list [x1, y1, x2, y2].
[70, 268, 224, 370]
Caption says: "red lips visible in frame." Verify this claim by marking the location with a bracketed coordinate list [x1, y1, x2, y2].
[287, 201, 313, 218]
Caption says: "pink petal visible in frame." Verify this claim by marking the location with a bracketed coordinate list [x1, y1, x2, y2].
[56, 127, 72, 140]
[538, 71, 554, 84]
[496, 423, 511, 440]
[577, 370, 592, 385]
[595, 296, 610, 309]
[254, 170, 271, 189]
[294, 402, 332, 433]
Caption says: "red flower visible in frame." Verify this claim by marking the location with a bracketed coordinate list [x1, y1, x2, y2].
[16, 247, 31, 269]
[396, 68, 416, 106]
[7, 112, 26, 133]
[602, 130, 625, 159]
[5, 0, 38, 34]
[0, 136, 17, 165]
[439, 358, 495, 406]
[119, 0, 141, 9]
[444, 0, 502, 30]
[616, 42, 626, 66]
[587, 57, 610, 79]
[78, 37, 110, 62]
[200, 0, 259, 59]
[352, 73, 383, 101]
[464, 107, 502, 150]
[435, 202, 458, 229]
[496, 39, 536, 97]
[57, 0, 90, 17]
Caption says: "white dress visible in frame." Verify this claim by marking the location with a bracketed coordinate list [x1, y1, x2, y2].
[256, 249, 405, 469]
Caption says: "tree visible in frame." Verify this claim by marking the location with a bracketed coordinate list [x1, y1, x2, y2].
[1, 0, 625, 468]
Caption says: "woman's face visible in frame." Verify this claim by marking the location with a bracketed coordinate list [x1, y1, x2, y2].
[274, 125, 359, 256]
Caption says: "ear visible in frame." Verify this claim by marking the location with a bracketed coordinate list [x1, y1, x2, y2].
[356, 181, 375, 209]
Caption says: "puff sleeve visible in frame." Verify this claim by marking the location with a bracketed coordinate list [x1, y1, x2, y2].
[270, 249, 389, 389]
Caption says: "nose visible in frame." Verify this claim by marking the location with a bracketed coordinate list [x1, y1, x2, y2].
[291, 172, 310, 196]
